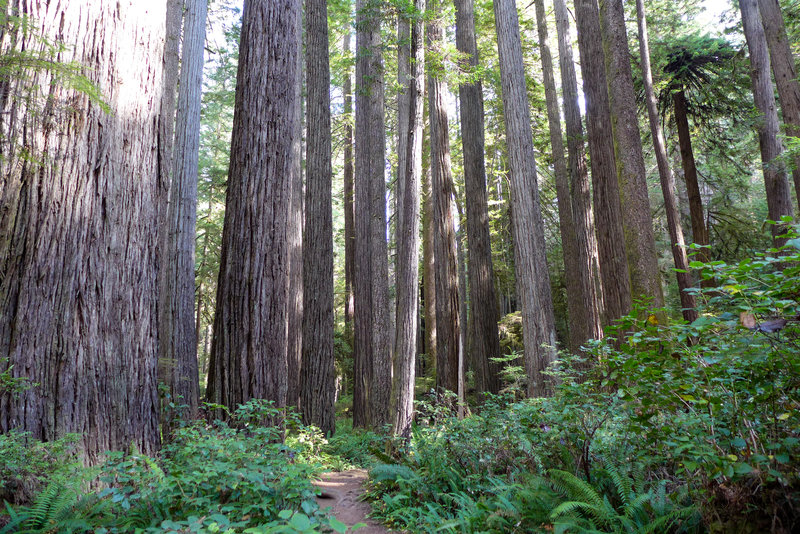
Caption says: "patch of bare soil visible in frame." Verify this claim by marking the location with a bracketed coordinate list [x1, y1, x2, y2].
[314, 469, 392, 533]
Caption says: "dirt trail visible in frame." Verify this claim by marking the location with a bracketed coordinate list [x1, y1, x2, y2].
[314, 469, 391, 533]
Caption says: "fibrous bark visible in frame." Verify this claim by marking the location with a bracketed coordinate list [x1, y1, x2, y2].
[493, 0, 558, 396]
[0, 1, 166, 462]
[455, 0, 502, 393]
[207, 0, 301, 416]
[343, 34, 356, 342]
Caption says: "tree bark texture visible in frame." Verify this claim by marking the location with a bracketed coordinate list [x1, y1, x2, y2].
[354, 0, 391, 428]
[343, 34, 356, 342]
[758, 0, 800, 210]
[535, 0, 584, 352]
[163, 0, 207, 419]
[422, 164, 437, 376]
[493, 0, 558, 396]
[207, 0, 300, 415]
[0, 1, 166, 462]
[673, 89, 709, 261]
[286, 6, 304, 410]
[599, 0, 663, 309]
[392, 0, 424, 438]
[455, 0, 501, 394]
[635, 0, 697, 323]
[573, 0, 632, 325]
[301, 0, 335, 435]
[553, 0, 603, 343]
[428, 1, 461, 396]
[740, 0, 794, 243]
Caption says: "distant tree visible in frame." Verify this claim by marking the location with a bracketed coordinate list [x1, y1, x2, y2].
[301, 0, 335, 435]
[635, 0, 697, 322]
[456, 0, 502, 392]
[343, 33, 356, 341]
[493, 0, 558, 395]
[0, 1, 166, 461]
[207, 0, 301, 416]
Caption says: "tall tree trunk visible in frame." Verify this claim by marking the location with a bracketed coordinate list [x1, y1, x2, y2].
[428, 0, 461, 396]
[758, 0, 800, 210]
[343, 34, 356, 344]
[599, 0, 663, 309]
[553, 0, 603, 343]
[493, 0, 558, 396]
[0, 1, 166, 462]
[163, 0, 207, 420]
[354, 0, 391, 428]
[673, 89, 709, 262]
[741, 0, 794, 243]
[534, 0, 583, 352]
[635, 0, 697, 323]
[573, 0, 631, 325]
[286, 7, 304, 410]
[393, 0, 424, 437]
[455, 0, 501, 394]
[301, 0, 335, 435]
[422, 163, 437, 378]
[207, 0, 300, 416]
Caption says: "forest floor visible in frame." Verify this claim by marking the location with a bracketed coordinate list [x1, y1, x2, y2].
[314, 469, 391, 533]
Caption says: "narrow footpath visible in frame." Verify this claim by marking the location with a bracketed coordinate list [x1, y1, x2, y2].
[314, 469, 391, 533]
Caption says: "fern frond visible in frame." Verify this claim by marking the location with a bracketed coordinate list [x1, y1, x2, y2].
[547, 469, 604, 510]
[639, 505, 696, 534]
[605, 463, 633, 507]
[550, 500, 608, 526]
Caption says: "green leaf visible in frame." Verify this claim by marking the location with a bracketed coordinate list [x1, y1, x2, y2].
[329, 517, 347, 533]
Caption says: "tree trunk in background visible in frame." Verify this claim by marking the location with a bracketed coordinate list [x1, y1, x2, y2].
[535, 0, 584, 352]
[286, 6, 304, 410]
[343, 33, 355, 342]
[428, 0, 461, 396]
[635, 0, 697, 323]
[392, 0, 424, 439]
[493, 0, 558, 396]
[455, 0, 501, 394]
[758, 0, 800, 210]
[599, 0, 663, 309]
[354, 0, 391, 429]
[673, 89, 709, 262]
[301, 0, 335, 436]
[553, 0, 603, 344]
[573, 0, 631, 326]
[163, 0, 207, 420]
[0, 1, 166, 462]
[207, 0, 300, 416]
[157, 0, 183, 422]
[741, 0, 794, 243]
[423, 164, 437, 378]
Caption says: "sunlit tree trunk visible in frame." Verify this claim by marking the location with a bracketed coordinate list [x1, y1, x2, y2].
[455, 0, 501, 393]
[635, 0, 697, 322]
[573, 0, 631, 325]
[599, 0, 663, 309]
[493, 0, 558, 396]
[207, 0, 301, 416]
[553, 0, 603, 343]
[740, 0, 794, 243]
[0, 1, 166, 462]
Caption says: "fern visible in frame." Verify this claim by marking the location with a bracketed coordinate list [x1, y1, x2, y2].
[0, 481, 110, 533]
[369, 464, 417, 485]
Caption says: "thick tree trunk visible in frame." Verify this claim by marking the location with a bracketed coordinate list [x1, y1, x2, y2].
[573, 0, 631, 325]
[553, 0, 603, 343]
[455, 0, 501, 394]
[0, 1, 166, 462]
[493, 0, 558, 396]
[428, 1, 461, 396]
[758, 0, 800, 210]
[534, 0, 584, 352]
[599, 0, 663, 309]
[741, 0, 794, 243]
[635, 0, 697, 323]
[392, 0, 424, 438]
[301, 0, 335, 435]
[354, 0, 391, 429]
[163, 0, 207, 420]
[673, 89, 709, 261]
[207, 0, 300, 416]
[422, 164, 437, 378]
[286, 8, 304, 410]
[343, 33, 356, 343]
